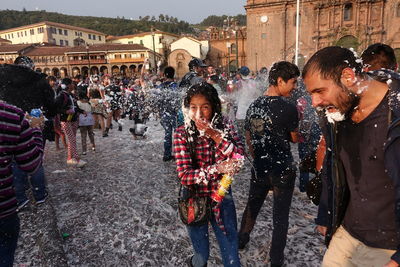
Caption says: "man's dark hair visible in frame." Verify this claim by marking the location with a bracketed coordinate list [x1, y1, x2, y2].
[302, 46, 363, 86]
[361, 43, 397, 71]
[46, 76, 57, 82]
[163, 66, 175, 79]
[74, 74, 82, 80]
[268, 61, 300, 86]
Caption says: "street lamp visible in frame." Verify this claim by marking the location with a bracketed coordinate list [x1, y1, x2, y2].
[151, 27, 157, 74]
[86, 44, 91, 77]
[226, 42, 231, 75]
[234, 25, 239, 71]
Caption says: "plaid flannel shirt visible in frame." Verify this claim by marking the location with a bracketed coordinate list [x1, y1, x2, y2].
[173, 120, 244, 197]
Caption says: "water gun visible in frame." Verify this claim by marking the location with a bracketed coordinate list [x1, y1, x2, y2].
[211, 153, 244, 203]
[30, 109, 42, 118]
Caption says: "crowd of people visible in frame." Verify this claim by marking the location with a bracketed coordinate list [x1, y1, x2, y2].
[0, 42, 400, 267]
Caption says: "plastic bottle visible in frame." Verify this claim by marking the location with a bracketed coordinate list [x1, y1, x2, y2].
[30, 109, 42, 118]
[211, 153, 244, 203]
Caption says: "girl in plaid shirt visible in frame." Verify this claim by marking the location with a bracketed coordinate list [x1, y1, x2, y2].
[173, 83, 244, 267]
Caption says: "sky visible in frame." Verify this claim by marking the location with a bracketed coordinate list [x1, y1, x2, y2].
[2, 0, 246, 24]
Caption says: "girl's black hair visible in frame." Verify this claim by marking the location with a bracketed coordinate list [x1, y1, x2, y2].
[183, 82, 225, 145]
[89, 89, 101, 99]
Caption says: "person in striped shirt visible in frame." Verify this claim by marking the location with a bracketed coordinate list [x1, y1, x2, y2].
[174, 82, 244, 267]
[0, 101, 44, 267]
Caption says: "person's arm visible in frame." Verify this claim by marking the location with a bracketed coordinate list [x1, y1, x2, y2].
[14, 112, 43, 174]
[245, 130, 254, 159]
[174, 129, 221, 185]
[290, 130, 300, 143]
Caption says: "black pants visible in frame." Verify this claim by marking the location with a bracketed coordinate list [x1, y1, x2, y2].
[239, 167, 295, 265]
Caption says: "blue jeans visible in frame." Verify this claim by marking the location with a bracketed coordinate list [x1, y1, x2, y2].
[160, 114, 176, 158]
[12, 164, 47, 203]
[187, 194, 241, 267]
[0, 214, 20, 267]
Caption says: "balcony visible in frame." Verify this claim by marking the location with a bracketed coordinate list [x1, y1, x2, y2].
[108, 57, 145, 64]
[68, 59, 107, 65]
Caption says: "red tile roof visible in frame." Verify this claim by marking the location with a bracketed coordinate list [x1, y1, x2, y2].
[66, 43, 150, 53]
[0, 44, 33, 53]
[106, 30, 179, 41]
[24, 46, 70, 56]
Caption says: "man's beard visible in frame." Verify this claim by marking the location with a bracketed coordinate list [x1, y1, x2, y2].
[337, 84, 360, 119]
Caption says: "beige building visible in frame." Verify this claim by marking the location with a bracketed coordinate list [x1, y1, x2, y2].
[0, 21, 106, 47]
[106, 30, 179, 60]
[168, 36, 209, 78]
[245, 0, 400, 71]
[0, 43, 161, 78]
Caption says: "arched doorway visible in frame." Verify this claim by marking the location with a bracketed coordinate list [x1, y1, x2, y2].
[100, 66, 108, 75]
[111, 65, 120, 76]
[129, 65, 137, 76]
[81, 66, 89, 77]
[138, 64, 143, 74]
[120, 65, 128, 76]
[44, 68, 51, 76]
[72, 67, 80, 77]
[90, 66, 99, 75]
[60, 67, 68, 78]
[52, 68, 60, 77]
[336, 35, 360, 51]
[229, 60, 238, 73]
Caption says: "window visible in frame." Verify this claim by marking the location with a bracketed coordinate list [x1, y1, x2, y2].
[58, 29, 62, 35]
[75, 31, 78, 36]
[140, 40, 144, 45]
[11, 33, 14, 38]
[230, 43, 237, 53]
[73, 56, 79, 60]
[140, 53, 145, 58]
[65, 40, 69, 46]
[64, 29, 68, 35]
[30, 29, 35, 35]
[88, 34, 92, 40]
[98, 36, 101, 41]
[37, 27, 44, 34]
[261, 33, 267, 39]
[17, 32, 20, 38]
[159, 37, 162, 44]
[60, 40, 64, 46]
[25, 31, 27, 36]
[344, 3, 353, 21]
[397, 3, 400, 17]
[128, 41, 133, 44]
[115, 54, 121, 59]
[125, 54, 132, 58]
[51, 27, 57, 34]
[100, 55, 105, 59]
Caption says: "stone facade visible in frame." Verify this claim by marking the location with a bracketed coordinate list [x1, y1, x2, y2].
[206, 26, 247, 73]
[245, 0, 400, 71]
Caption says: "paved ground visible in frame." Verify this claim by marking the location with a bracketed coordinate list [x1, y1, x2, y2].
[14, 118, 324, 267]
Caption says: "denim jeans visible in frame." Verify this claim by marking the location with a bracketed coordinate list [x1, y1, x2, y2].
[12, 163, 47, 203]
[160, 114, 176, 158]
[239, 168, 295, 266]
[187, 193, 241, 267]
[0, 214, 20, 267]
[298, 142, 311, 192]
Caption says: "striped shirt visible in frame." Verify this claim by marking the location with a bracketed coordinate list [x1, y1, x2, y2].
[173, 121, 244, 197]
[0, 102, 43, 219]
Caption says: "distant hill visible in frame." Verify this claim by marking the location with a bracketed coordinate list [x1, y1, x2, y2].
[198, 14, 246, 28]
[0, 9, 195, 36]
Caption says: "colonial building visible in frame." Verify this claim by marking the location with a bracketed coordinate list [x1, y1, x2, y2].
[206, 26, 247, 73]
[168, 36, 209, 78]
[0, 43, 162, 78]
[106, 30, 179, 59]
[0, 21, 106, 47]
[245, 0, 400, 71]
[0, 38, 11, 45]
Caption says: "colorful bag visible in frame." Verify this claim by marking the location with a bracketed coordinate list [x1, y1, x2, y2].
[178, 186, 211, 226]
[79, 112, 95, 126]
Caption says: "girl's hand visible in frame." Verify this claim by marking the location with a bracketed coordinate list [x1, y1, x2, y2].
[216, 158, 242, 175]
[193, 117, 209, 132]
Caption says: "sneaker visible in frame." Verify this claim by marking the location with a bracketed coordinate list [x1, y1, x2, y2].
[92, 147, 96, 152]
[67, 159, 86, 168]
[36, 192, 48, 205]
[67, 159, 78, 165]
[102, 133, 108, 137]
[17, 199, 30, 212]
[118, 125, 122, 131]
[238, 232, 250, 250]
[76, 159, 87, 168]
[82, 151, 87, 155]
